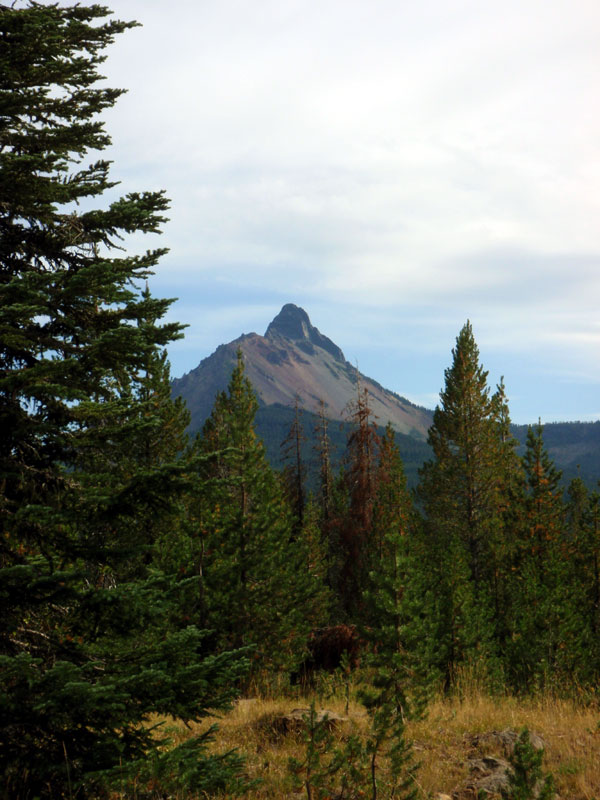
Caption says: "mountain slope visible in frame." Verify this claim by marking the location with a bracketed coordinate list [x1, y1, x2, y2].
[173, 304, 432, 438]
[172, 304, 600, 489]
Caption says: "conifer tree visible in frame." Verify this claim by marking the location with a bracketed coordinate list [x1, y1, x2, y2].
[501, 729, 555, 800]
[314, 399, 335, 526]
[0, 5, 248, 796]
[488, 378, 526, 656]
[372, 424, 412, 566]
[506, 423, 565, 688]
[358, 429, 423, 799]
[423, 323, 502, 589]
[339, 381, 380, 619]
[196, 352, 327, 674]
[313, 399, 345, 617]
[522, 423, 563, 576]
[554, 478, 600, 683]
[565, 475, 589, 539]
[417, 322, 510, 686]
[576, 488, 600, 678]
[281, 395, 307, 536]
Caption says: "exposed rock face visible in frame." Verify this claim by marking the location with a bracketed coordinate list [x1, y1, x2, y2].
[172, 304, 432, 438]
[265, 303, 345, 362]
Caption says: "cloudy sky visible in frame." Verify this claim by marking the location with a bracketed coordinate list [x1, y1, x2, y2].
[98, 0, 599, 424]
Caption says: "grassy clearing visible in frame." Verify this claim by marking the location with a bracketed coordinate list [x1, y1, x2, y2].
[158, 681, 600, 799]
[410, 691, 600, 799]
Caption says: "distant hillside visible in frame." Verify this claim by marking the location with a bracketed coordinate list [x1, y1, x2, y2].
[512, 420, 600, 486]
[249, 412, 600, 492]
[255, 403, 432, 490]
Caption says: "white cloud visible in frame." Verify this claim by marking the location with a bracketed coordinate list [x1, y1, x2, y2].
[83, 0, 600, 420]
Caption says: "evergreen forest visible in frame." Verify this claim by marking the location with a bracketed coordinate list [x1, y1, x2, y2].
[1, 5, 599, 798]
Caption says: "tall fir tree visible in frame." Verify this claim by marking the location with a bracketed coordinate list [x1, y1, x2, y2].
[417, 322, 511, 687]
[506, 423, 565, 689]
[0, 5, 248, 797]
[195, 352, 327, 674]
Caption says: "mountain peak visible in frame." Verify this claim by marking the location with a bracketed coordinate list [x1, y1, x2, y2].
[265, 303, 312, 340]
[173, 303, 433, 440]
[265, 304, 345, 361]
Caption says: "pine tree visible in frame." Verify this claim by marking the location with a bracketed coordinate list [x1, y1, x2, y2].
[359, 426, 425, 800]
[522, 423, 563, 577]
[501, 729, 555, 800]
[536, 473, 600, 685]
[507, 424, 565, 689]
[339, 380, 380, 619]
[577, 488, 600, 678]
[565, 475, 589, 540]
[314, 399, 335, 526]
[372, 424, 413, 566]
[196, 352, 327, 674]
[425, 323, 502, 588]
[417, 322, 510, 687]
[488, 378, 526, 660]
[0, 5, 248, 796]
[281, 395, 307, 536]
[554, 478, 600, 683]
[313, 398, 345, 618]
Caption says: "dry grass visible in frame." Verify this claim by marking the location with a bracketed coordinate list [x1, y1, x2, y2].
[409, 690, 600, 799]
[156, 675, 600, 799]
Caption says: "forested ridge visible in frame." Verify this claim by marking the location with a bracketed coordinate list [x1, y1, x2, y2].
[229, 405, 600, 492]
[1, 5, 599, 798]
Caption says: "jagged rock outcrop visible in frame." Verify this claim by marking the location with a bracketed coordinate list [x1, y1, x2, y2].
[265, 303, 345, 361]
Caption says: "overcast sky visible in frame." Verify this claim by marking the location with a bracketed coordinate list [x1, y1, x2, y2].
[97, 0, 599, 424]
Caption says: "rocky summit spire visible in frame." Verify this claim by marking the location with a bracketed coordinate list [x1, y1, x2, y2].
[265, 304, 344, 361]
[265, 303, 312, 340]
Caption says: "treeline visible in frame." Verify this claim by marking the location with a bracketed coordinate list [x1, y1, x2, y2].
[237, 401, 600, 493]
[199, 331, 600, 698]
[281, 323, 600, 693]
[254, 402, 433, 489]
[2, 4, 598, 798]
